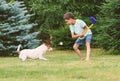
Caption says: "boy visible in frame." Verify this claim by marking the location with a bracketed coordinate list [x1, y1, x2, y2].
[63, 12, 92, 61]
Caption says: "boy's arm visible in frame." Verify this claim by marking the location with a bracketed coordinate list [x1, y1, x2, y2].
[71, 33, 79, 38]
[71, 26, 88, 38]
[71, 33, 83, 38]
[80, 26, 89, 37]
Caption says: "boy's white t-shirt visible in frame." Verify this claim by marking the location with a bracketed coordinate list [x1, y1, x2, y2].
[69, 19, 92, 37]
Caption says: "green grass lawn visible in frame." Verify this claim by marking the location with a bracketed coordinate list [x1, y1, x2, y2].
[0, 49, 120, 81]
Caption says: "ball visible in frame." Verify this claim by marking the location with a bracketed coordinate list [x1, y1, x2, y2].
[59, 42, 63, 45]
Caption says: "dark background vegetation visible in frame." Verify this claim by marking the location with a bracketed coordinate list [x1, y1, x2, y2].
[0, 0, 120, 56]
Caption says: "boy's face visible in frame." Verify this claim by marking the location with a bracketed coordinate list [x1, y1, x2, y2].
[64, 18, 73, 25]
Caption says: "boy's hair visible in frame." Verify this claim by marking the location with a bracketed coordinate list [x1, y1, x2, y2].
[63, 12, 74, 20]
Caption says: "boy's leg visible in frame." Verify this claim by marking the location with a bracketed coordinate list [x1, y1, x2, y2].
[85, 42, 91, 61]
[73, 44, 84, 60]
[85, 34, 92, 61]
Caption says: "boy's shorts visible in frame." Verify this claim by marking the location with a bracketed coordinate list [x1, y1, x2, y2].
[74, 34, 92, 45]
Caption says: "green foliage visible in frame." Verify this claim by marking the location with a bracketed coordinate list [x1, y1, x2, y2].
[17, 0, 106, 50]
[50, 26, 75, 50]
[0, 0, 40, 56]
[96, 0, 120, 53]
[19, 0, 120, 54]
[26, 0, 105, 49]
[29, 0, 105, 28]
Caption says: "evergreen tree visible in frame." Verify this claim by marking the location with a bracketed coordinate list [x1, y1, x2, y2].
[97, 0, 120, 53]
[0, 0, 40, 56]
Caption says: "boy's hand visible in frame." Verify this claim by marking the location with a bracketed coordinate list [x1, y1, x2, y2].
[71, 33, 84, 38]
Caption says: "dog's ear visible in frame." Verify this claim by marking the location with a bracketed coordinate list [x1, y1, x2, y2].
[43, 40, 51, 47]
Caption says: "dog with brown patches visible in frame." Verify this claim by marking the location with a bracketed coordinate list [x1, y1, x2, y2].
[17, 41, 52, 61]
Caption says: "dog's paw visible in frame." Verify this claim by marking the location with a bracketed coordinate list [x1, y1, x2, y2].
[39, 58, 48, 61]
[48, 47, 53, 51]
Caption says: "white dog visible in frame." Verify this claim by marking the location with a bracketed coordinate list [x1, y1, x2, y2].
[17, 41, 52, 61]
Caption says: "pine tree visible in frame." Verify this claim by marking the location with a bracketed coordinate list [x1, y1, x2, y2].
[97, 0, 120, 53]
[0, 0, 40, 56]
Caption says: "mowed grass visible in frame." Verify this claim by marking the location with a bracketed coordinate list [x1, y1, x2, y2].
[0, 49, 120, 81]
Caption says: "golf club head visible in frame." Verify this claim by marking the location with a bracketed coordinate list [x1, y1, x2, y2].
[90, 17, 96, 24]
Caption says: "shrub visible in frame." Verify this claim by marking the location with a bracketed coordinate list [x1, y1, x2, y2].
[50, 26, 75, 50]
[97, 0, 120, 53]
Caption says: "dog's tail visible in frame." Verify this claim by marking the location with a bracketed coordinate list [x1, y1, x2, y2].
[17, 44, 21, 54]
